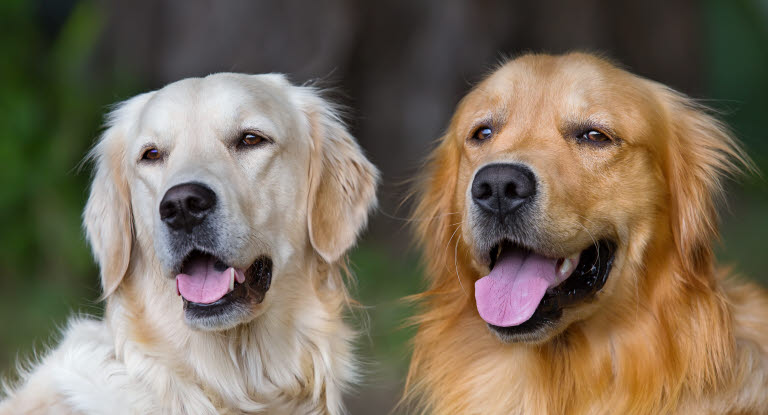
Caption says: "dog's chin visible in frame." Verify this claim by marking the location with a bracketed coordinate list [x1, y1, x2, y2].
[476, 239, 616, 344]
[171, 251, 274, 331]
[488, 311, 564, 344]
[184, 300, 259, 331]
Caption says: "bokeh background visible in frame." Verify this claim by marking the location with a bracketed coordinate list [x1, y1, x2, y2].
[1, 0, 767, 413]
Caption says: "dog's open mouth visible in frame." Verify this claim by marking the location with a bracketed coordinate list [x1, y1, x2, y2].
[175, 250, 272, 308]
[475, 239, 615, 328]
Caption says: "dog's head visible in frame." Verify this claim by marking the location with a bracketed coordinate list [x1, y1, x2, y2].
[83, 74, 378, 331]
[414, 53, 749, 343]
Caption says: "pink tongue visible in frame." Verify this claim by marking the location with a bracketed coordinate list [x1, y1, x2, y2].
[475, 248, 562, 327]
[175, 256, 245, 304]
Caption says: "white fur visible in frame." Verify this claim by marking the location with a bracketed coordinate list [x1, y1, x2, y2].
[1, 74, 379, 414]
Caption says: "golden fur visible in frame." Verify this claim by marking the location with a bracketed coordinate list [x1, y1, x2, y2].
[405, 53, 768, 414]
[1, 74, 378, 414]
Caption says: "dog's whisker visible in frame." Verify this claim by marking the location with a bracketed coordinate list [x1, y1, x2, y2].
[441, 221, 465, 277]
[572, 215, 601, 269]
[454, 233, 468, 298]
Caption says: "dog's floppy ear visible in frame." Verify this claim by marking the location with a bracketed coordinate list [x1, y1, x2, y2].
[660, 86, 753, 279]
[412, 134, 461, 282]
[83, 95, 148, 297]
[302, 90, 379, 264]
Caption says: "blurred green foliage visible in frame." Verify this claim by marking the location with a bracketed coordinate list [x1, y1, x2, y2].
[704, 0, 768, 279]
[0, 0, 766, 389]
[0, 0, 140, 368]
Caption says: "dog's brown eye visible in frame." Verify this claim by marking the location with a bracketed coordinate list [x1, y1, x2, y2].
[582, 130, 610, 143]
[240, 132, 266, 146]
[472, 127, 493, 141]
[141, 147, 161, 161]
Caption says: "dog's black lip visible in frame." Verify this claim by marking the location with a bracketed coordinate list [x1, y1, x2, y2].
[485, 239, 616, 340]
[182, 256, 273, 313]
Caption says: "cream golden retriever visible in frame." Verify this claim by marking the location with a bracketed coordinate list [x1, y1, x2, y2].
[405, 53, 768, 414]
[0, 74, 378, 414]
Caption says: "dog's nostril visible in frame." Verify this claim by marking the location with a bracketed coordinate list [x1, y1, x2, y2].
[159, 201, 178, 220]
[185, 196, 211, 213]
[475, 183, 493, 200]
[504, 182, 518, 199]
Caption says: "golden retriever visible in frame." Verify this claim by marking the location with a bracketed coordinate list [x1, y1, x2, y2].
[0, 74, 378, 414]
[405, 53, 768, 414]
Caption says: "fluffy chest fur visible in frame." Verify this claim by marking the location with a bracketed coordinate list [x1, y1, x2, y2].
[405, 270, 768, 415]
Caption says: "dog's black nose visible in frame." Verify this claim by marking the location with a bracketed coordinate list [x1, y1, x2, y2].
[471, 163, 536, 216]
[159, 182, 217, 232]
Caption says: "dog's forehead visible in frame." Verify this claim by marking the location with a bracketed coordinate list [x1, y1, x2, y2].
[457, 54, 656, 143]
[474, 55, 620, 108]
[139, 74, 300, 134]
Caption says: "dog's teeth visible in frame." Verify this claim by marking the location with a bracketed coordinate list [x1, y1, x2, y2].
[557, 255, 578, 281]
[556, 253, 581, 282]
[229, 268, 235, 292]
[557, 258, 573, 279]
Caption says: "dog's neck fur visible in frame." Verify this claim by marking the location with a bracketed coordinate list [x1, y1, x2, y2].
[106, 250, 355, 415]
[405, 230, 767, 414]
